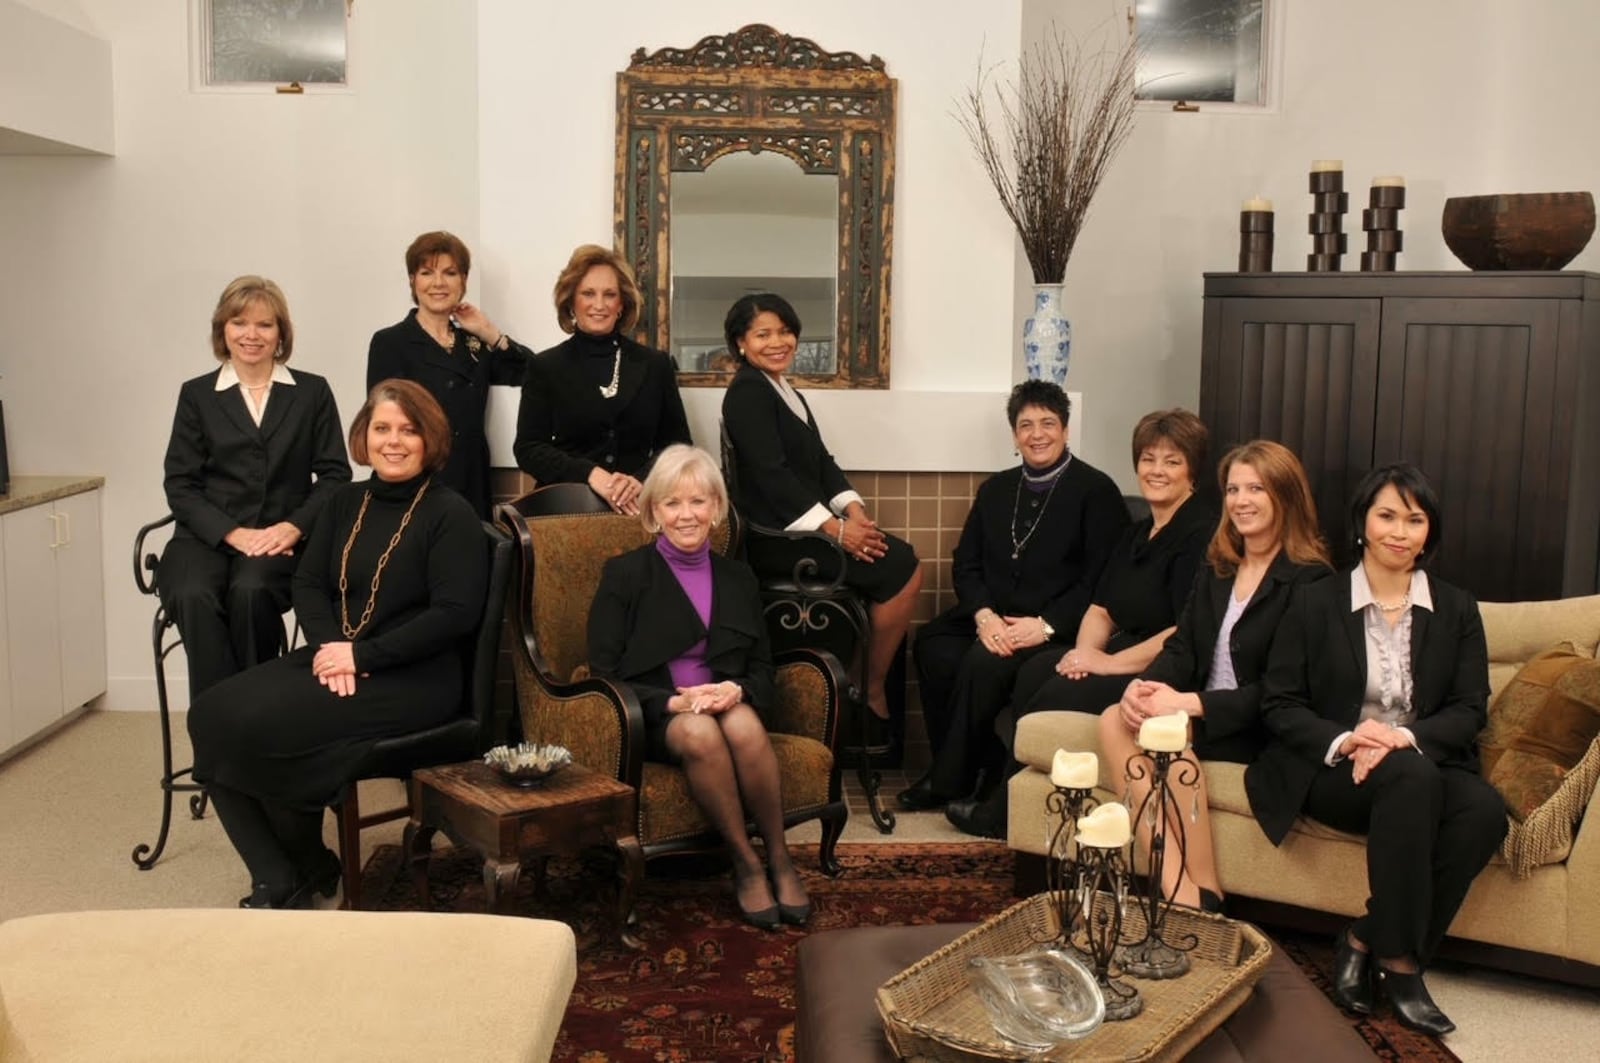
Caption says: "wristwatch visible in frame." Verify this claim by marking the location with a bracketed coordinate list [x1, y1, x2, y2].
[1039, 617, 1056, 640]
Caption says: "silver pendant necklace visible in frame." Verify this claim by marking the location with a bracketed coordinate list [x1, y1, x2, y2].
[598, 340, 621, 399]
[1010, 467, 1064, 560]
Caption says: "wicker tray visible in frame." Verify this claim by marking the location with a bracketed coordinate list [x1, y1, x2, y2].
[876, 893, 1273, 1062]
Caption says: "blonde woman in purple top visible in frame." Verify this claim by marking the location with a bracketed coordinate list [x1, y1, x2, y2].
[588, 444, 809, 930]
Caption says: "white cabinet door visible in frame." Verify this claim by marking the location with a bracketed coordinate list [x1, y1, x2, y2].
[55, 490, 106, 711]
[2, 505, 64, 741]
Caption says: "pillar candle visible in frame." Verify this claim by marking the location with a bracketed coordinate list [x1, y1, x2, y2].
[1137, 712, 1189, 753]
[1076, 802, 1131, 848]
[1050, 749, 1099, 789]
[1242, 196, 1273, 212]
[1372, 176, 1406, 187]
[1311, 159, 1344, 172]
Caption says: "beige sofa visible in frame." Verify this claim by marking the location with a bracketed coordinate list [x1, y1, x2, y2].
[1009, 593, 1600, 977]
[0, 909, 577, 1062]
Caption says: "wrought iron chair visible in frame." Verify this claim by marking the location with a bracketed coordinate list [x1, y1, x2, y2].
[129, 515, 294, 869]
[718, 423, 896, 831]
[332, 521, 513, 909]
[494, 496, 849, 926]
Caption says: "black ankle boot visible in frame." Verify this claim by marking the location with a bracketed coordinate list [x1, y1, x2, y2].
[1378, 968, 1455, 1036]
[1330, 925, 1374, 1015]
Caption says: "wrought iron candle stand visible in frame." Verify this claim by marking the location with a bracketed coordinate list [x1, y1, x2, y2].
[1037, 785, 1098, 957]
[1074, 841, 1144, 1021]
[1119, 749, 1202, 979]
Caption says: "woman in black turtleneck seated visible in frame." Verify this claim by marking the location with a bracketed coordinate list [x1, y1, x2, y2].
[513, 245, 692, 515]
[188, 379, 489, 909]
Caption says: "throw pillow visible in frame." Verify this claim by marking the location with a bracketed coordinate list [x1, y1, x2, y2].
[1480, 647, 1600, 876]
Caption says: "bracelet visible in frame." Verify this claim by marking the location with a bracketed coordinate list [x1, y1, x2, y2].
[493, 332, 508, 350]
[834, 519, 845, 545]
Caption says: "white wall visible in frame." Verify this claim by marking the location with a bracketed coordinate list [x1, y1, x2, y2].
[1018, 0, 1600, 487]
[0, 0, 114, 154]
[0, 0, 480, 709]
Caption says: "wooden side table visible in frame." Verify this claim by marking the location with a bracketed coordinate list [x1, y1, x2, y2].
[403, 761, 643, 945]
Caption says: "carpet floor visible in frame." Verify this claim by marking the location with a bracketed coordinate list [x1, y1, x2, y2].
[363, 841, 1458, 1063]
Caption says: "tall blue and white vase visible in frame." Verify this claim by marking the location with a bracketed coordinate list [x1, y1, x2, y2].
[1023, 283, 1071, 385]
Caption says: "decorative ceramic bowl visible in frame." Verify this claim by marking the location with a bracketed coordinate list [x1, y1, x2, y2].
[482, 743, 572, 787]
[965, 949, 1105, 1052]
[1442, 192, 1595, 270]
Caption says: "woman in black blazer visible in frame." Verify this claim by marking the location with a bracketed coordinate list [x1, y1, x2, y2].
[1097, 440, 1330, 908]
[588, 445, 807, 931]
[366, 231, 530, 517]
[720, 292, 923, 727]
[160, 275, 350, 700]
[514, 244, 691, 514]
[1249, 464, 1506, 1035]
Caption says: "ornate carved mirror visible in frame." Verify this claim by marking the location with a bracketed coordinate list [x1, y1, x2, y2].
[614, 24, 896, 388]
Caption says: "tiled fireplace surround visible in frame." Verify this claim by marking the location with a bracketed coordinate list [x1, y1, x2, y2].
[491, 468, 979, 774]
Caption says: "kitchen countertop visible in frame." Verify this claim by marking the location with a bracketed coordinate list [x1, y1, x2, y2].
[0, 475, 106, 517]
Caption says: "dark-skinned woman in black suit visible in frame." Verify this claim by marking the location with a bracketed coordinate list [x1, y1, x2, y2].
[719, 292, 923, 728]
[514, 244, 692, 515]
[366, 231, 530, 518]
[1097, 440, 1331, 908]
[588, 444, 808, 930]
[161, 275, 350, 701]
[1250, 464, 1507, 1035]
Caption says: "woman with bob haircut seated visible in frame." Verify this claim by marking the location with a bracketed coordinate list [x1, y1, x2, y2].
[1249, 462, 1506, 1036]
[188, 379, 488, 910]
[514, 244, 691, 514]
[587, 443, 810, 930]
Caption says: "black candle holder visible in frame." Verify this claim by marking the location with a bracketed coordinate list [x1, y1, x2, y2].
[1119, 748, 1203, 979]
[1038, 784, 1099, 958]
[1073, 842, 1144, 1021]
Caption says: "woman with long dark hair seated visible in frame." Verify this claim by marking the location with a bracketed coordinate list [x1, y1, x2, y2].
[588, 444, 809, 930]
[1096, 440, 1331, 907]
[514, 244, 691, 514]
[945, 408, 1215, 837]
[161, 275, 349, 701]
[188, 380, 488, 908]
[900, 380, 1128, 812]
[1250, 463, 1506, 1035]
[719, 292, 922, 727]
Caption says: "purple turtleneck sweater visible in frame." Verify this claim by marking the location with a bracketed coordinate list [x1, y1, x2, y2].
[656, 535, 716, 688]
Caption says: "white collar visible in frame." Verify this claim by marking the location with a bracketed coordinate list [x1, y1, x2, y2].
[216, 362, 296, 390]
[1350, 564, 1433, 613]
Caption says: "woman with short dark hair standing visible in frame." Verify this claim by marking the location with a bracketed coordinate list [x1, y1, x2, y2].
[367, 230, 530, 517]
[1251, 463, 1506, 1035]
[719, 292, 922, 727]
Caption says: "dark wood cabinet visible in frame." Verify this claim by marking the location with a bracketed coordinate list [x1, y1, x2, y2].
[1200, 272, 1600, 602]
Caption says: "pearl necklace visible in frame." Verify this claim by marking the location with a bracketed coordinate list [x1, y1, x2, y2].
[1375, 594, 1412, 614]
[598, 340, 621, 399]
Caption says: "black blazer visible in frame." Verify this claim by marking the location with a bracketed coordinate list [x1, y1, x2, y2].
[1142, 553, 1330, 763]
[513, 333, 691, 486]
[367, 310, 530, 517]
[588, 544, 775, 729]
[1246, 569, 1490, 845]
[162, 368, 350, 548]
[721, 363, 854, 528]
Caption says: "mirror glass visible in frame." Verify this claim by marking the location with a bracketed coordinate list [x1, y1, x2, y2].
[669, 150, 839, 374]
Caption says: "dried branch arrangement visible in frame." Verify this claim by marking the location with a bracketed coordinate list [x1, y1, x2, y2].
[958, 29, 1140, 284]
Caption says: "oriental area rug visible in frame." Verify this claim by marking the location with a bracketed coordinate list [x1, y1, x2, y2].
[362, 842, 1458, 1063]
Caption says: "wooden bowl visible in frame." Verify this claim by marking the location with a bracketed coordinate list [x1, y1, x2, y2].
[1442, 192, 1595, 270]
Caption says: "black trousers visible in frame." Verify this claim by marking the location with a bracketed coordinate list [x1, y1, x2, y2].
[914, 610, 1057, 798]
[158, 536, 295, 700]
[205, 782, 326, 892]
[1302, 752, 1506, 963]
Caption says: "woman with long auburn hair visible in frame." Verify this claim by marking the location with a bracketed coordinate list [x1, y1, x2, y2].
[1097, 439, 1332, 910]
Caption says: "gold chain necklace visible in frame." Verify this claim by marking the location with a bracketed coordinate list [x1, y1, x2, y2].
[338, 478, 431, 638]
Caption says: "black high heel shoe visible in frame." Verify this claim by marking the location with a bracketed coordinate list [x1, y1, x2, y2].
[733, 871, 780, 931]
[283, 848, 343, 908]
[238, 881, 297, 909]
[1378, 968, 1455, 1036]
[769, 869, 812, 927]
[1330, 925, 1375, 1015]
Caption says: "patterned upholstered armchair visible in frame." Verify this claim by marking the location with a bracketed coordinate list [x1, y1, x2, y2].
[494, 494, 849, 914]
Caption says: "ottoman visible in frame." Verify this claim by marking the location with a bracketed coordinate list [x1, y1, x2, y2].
[795, 923, 1372, 1063]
